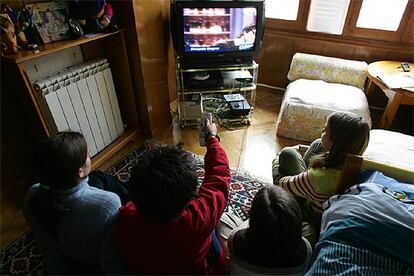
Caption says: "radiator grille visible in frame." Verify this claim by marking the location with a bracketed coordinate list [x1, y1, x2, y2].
[33, 59, 124, 156]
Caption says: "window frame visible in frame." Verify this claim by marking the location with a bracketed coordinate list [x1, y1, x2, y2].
[264, 0, 414, 45]
[344, 0, 413, 42]
[265, 0, 310, 31]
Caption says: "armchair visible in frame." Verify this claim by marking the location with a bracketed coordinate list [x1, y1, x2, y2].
[276, 53, 372, 142]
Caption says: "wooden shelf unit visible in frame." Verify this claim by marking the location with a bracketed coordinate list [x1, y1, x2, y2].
[1, 32, 120, 63]
[1, 30, 141, 170]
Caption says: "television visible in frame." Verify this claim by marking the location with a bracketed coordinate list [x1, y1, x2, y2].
[171, 0, 265, 68]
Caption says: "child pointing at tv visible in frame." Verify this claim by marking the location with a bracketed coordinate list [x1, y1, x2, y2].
[116, 118, 231, 274]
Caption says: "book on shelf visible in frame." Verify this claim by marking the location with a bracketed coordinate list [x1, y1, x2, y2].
[376, 74, 414, 90]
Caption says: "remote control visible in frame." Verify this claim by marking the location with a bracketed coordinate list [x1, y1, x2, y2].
[401, 62, 411, 72]
[199, 112, 213, 147]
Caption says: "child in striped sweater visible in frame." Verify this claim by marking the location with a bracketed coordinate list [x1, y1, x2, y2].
[272, 112, 370, 231]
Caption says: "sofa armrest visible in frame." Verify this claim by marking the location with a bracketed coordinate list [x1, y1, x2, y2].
[287, 52, 368, 90]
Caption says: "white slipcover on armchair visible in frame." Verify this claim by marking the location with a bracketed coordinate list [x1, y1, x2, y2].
[276, 53, 372, 142]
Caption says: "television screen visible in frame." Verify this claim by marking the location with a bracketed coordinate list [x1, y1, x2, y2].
[183, 7, 257, 53]
[171, 0, 264, 67]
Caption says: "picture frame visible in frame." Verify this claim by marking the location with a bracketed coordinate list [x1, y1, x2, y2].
[26, 1, 70, 44]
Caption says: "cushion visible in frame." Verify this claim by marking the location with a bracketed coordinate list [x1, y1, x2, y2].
[363, 129, 414, 171]
[360, 170, 414, 200]
[287, 53, 368, 90]
[276, 79, 372, 142]
[307, 183, 414, 275]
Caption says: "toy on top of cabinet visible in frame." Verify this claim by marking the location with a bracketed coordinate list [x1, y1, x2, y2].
[67, 0, 118, 34]
[0, 13, 18, 55]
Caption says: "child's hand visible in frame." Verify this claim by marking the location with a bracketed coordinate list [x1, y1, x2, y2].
[291, 144, 309, 156]
[205, 118, 217, 134]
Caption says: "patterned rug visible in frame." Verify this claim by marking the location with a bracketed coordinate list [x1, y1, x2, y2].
[0, 143, 265, 275]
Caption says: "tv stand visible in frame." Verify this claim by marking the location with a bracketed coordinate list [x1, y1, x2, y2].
[175, 56, 259, 127]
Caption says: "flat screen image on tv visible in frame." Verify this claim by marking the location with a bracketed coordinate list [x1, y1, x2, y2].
[183, 7, 257, 53]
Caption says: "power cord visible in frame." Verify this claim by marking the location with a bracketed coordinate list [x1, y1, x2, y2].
[236, 114, 250, 171]
[234, 75, 251, 170]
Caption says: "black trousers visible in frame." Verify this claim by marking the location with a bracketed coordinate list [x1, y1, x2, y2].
[88, 170, 130, 205]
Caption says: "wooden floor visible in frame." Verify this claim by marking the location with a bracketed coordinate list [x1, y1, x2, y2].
[155, 87, 300, 183]
[1, 86, 411, 249]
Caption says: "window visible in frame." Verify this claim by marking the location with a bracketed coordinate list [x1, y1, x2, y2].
[265, 0, 300, 21]
[264, 0, 413, 44]
[306, 0, 350, 35]
[356, 0, 408, 31]
[346, 0, 412, 41]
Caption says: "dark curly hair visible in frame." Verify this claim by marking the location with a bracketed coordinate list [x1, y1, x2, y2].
[129, 144, 199, 223]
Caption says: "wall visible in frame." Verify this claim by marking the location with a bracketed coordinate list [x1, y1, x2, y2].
[255, 14, 414, 111]
[256, 29, 414, 89]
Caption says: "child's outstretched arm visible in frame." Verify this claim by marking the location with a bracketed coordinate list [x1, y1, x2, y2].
[185, 120, 230, 236]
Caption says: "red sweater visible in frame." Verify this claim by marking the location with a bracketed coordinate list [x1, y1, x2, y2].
[117, 138, 230, 274]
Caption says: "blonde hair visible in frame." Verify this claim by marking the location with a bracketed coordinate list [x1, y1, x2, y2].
[310, 112, 370, 168]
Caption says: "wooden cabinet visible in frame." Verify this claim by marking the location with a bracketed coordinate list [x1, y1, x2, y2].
[1, 30, 141, 197]
[113, 0, 172, 137]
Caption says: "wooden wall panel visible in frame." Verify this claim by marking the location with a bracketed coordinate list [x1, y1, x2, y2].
[402, 13, 414, 44]
[167, 42, 177, 105]
[112, 1, 149, 136]
[161, 1, 178, 106]
[256, 33, 294, 87]
[257, 30, 414, 89]
[103, 32, 140, 131]
[131, 1, 171, 137]
[114, 0, 171, 137]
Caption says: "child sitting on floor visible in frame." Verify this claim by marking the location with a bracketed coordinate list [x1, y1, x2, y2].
[272, 112, 370, 235]
[227, 185, 312, 275]
[116, 119, 231, 274]
[23, 132, 126, 274]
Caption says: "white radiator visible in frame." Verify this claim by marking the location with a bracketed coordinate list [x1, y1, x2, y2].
[33, 59, 124, 156]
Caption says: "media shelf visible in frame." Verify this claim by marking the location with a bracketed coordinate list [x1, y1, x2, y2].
[175, 57, 259, 127]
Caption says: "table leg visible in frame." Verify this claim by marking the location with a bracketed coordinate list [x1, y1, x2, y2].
[380, 90, 404, 129]
[365, 79, 375, 97]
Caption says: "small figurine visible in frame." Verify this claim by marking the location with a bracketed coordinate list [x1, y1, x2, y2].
[0, 13, 18, 55]
[68, 0, 118, 34]
[1, 4, 41, 49]
[1, 4, 28, 47]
